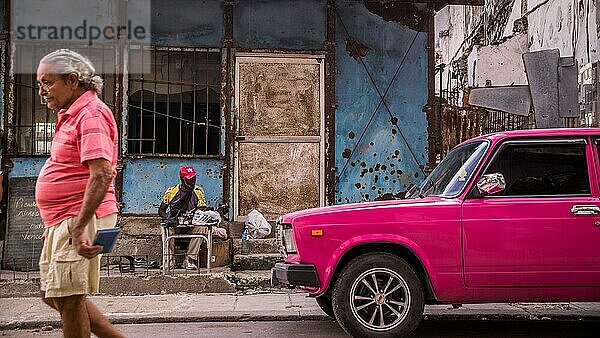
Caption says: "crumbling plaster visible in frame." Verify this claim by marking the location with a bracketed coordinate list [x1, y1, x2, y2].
[435, 0, 598, 99]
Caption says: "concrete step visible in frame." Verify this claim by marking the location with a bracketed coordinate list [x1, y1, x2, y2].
[231, 253, 282, 271]
[0, 268, 288, 297]
[233, 238, 279, 255]
[225, 270, 287, 292]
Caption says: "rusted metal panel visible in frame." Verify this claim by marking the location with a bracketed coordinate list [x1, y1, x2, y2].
[523, 49, 560, 128]
[468, 86, 531, 116]
[558, 56, 579, 118]
[238, 62, 320, 137]
[121, 158, 224, 214]
[237, 142, 320, 219]
[334, 2, 429, 204]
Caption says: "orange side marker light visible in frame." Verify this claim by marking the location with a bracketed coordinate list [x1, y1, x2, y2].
[311, 229, 324, 237]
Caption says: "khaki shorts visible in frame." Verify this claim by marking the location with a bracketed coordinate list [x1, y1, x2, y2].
[39, 214, 117, 298]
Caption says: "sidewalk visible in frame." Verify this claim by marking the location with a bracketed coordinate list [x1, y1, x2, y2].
[1, 291, 599, 330]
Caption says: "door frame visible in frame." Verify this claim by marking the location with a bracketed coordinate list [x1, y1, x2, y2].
[233, 53, 325, 222]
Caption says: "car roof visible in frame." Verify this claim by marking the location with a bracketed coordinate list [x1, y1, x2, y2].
[465, 128, 600, 145]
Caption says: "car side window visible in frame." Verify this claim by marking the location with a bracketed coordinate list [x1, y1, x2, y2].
[483, 141, 590, 197]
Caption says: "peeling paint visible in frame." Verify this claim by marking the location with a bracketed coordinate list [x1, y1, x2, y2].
[345, 37, 370, 59]
[363, 0, 428, 32]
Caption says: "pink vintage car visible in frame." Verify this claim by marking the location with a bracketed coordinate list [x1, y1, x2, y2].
[272, 128, 600, 337]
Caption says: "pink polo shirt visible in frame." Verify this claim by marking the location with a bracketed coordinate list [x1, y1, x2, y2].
[36, 90, 118, 227]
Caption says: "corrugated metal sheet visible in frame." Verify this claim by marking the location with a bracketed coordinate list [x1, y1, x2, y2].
[334, 2, 429, 204]
[121, 158, 223, 214]
[234, 0, 327, 50]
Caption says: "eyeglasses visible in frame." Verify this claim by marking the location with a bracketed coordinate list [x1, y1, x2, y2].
[35, 79, 59, 91]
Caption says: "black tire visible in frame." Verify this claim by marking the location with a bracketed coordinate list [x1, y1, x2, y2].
[316, 296, 335, 319]
[331, 253, 424, 338]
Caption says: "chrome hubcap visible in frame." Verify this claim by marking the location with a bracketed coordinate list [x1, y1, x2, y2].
[349, 268, 410, 331]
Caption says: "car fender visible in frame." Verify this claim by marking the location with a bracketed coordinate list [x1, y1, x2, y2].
[317, 234, 437, 295]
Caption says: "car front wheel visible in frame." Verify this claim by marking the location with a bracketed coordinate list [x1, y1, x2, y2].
[331, 253, 424, 337]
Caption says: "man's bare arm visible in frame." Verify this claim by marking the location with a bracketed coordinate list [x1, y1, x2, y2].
[158, 202, 169, 218]
[71, 158, 113, 258]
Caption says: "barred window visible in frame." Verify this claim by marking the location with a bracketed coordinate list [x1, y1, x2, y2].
[8, 43, 117, 155]
[127, 46, 221, 156]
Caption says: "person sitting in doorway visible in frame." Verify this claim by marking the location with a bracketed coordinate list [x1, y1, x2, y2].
[158, 165, 207, 270]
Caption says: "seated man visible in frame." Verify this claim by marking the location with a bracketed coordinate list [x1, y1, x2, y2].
[158, 165, 207, 270]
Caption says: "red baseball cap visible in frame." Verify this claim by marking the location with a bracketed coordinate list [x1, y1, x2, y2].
[179, 166, 197, 179]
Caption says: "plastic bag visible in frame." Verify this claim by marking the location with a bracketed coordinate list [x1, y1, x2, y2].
[245, 209, 271, 239]
[192, 210, 221, 226]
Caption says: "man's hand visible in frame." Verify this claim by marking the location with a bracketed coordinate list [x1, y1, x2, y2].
[71, 228, 103, 259]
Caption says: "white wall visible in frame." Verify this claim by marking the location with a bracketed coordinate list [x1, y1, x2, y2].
[435, 0, 599, 103]
[527, 0, 598, 66]
[473, 34, 529, 86]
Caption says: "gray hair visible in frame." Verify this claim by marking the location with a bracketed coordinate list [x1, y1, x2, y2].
[39, 49, 104, 95]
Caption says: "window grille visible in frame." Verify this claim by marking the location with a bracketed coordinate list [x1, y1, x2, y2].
[127, 46, 222, 156]
[8, 42, 117, 155]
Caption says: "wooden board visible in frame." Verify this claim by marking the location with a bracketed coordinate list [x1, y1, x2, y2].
[238, 62, 320, 137]
[238, 142, 320, 219]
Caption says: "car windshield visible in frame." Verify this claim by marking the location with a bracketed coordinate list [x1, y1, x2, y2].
[407, 140, 488, 198]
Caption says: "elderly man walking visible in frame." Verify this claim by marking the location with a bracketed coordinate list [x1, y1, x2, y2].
[35, 49, 124, 338]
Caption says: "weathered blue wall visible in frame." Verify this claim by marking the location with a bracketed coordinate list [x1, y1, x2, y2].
[334, 2, 429, 204]
[121, 158, 223, 214]
[234, 0, 327, 50]
[151, 0, 224, 46]
[8, 158, 47, 178]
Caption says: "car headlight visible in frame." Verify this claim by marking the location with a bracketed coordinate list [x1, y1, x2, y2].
[276, 218, 297, 255]
[282, 225, 297, 254]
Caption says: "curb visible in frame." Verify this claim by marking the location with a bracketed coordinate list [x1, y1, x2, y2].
[4, 312, 599, 331]
[1, 313, 333, 331]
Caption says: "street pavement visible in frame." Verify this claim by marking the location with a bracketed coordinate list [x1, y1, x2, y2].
[1, 291, 599, 331]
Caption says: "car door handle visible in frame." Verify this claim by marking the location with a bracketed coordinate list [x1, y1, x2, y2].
[570, 205, 600, 215]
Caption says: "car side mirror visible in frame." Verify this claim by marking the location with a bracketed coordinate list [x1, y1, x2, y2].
[476, 173, 506, 196]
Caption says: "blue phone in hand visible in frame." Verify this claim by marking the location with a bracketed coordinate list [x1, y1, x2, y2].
[93, 228, 121, 253]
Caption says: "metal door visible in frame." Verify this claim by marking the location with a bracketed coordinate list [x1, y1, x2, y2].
[234, 54, 324, 221]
